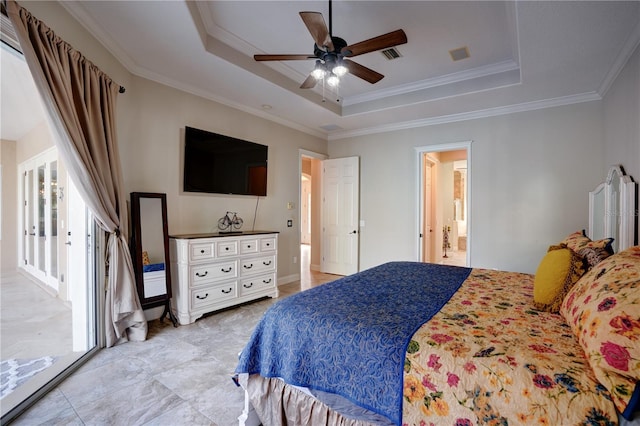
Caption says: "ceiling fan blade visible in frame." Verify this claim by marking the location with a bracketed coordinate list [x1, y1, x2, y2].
[344, 59, 384, 84]
[300, 74, 317, 89]
[299, 12, 334, 52]
[254, 54, 316, 61]
[342, 29, 407, 57]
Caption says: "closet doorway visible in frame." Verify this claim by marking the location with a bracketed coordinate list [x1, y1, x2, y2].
[417, 142, 471, 266]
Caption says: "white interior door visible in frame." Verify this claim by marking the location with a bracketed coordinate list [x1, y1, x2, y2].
[321, 156, 359, 275]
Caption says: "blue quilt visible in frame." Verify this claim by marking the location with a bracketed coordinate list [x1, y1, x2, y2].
[235, 261, 471, 425]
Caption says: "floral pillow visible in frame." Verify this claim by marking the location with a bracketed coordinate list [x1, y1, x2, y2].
[561, 230, 614, 268]
[560, 246, 640, 419]
[577, 246, 612, 269]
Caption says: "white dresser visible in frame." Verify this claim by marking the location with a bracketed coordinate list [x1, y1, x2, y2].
[169, 231, 279, 325]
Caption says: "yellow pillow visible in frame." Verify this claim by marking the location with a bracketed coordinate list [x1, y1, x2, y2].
[533, 245, 585, 313]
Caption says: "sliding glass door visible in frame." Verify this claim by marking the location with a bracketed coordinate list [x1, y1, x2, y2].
[1, 25, 102, 424]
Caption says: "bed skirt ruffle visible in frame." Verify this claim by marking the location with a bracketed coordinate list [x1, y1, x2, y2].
[242, 374, 379, 426]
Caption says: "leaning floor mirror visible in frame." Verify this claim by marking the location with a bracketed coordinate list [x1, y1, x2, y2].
[130, 192, 177, 326]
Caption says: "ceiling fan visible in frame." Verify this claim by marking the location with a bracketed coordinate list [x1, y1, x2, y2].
[254, 0, 407, 90]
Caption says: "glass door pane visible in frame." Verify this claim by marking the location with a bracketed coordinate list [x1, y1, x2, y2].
[38, 164, 46, 274]
[50, 161, 58, 279]
[27, 169, 34, 268]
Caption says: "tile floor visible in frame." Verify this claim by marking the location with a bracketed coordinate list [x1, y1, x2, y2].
[9, 269, 338, 425]
[1, 271, 72, 360]
[439, 249, 467, 267]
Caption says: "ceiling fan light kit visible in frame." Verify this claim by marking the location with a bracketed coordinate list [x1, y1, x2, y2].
[253, 0, 407, 96]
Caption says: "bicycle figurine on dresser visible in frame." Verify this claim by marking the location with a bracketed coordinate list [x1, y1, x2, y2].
[218, 211, 243, 233]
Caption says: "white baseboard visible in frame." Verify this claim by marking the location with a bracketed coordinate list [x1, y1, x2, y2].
[277, 273, 300, 285]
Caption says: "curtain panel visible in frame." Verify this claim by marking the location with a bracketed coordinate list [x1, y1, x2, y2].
[7, 0, 147, 347]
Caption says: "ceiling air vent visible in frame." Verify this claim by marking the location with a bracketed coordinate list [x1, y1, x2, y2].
[381, 47, 402, 60]
[319, 124, 342, 132]
[449, 46, 470, 62]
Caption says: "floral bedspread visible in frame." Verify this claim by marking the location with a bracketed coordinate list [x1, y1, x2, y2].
[403, 268, 619, 426]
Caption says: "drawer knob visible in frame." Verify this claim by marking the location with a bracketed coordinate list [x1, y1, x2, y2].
[266, 243, 270, 247]
[221, 267, 232, 273]
[243, 283, 254, 289]
[225, 247, 229, 251]
[196, 293, 209, 300]
[221, 288, 233, 294]
[244, 264, 253, 269]
[200, 249, 205, 254]
[263, 260, 272, 266]
[195, 271, 208, 277]
[263, 279, 272, 284]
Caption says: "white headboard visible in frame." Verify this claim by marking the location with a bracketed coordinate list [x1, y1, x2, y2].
[588, 165, 637, 252]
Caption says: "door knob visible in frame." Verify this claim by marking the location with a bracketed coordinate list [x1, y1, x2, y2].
[65, 241, 72, 246]
[349, 230, 357, 234]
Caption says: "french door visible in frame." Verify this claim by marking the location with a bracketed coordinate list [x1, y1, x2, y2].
[20, 148, 59, 291]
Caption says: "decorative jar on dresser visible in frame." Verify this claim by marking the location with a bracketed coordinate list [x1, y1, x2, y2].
[169, 231, 279, 325]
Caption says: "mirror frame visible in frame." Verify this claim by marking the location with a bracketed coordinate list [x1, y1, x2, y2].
[130, 192, 172, 309]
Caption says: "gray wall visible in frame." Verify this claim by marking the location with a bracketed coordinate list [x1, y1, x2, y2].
[329, 102, 605, 273]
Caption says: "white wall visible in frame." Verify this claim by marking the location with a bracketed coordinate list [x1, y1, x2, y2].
[122, 77, 327, 282]
[329, 102, 604, 273]
[602, 44, 639, 243]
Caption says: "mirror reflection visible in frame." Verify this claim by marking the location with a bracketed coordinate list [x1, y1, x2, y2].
[139, 198, 166, 298]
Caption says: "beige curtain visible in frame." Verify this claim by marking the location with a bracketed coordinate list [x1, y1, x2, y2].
[7, 0, 147, 347]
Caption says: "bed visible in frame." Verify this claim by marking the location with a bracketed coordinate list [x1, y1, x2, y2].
[234, 165, 639, 425]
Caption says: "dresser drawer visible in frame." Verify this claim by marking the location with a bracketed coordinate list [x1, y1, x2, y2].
[240, 255, 276, 276]
[260, 237, 276, 252]
[240, 239, 259, 254]
[239, 273, 276, 296]
[217, 240, 238, 257]
[170, 232, 278, 325]
[189, 242, 215, 262]
[191, 282, 237, 309]
[190, 260, 237, 285]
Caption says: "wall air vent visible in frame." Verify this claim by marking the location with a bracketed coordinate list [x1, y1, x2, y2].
[381, 47, 402, 60]
[449, 46, 470, 62]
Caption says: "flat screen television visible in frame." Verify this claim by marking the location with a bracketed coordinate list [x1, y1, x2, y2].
[183, 126, 268, 196]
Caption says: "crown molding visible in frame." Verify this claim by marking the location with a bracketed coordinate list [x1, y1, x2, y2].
[329, 92, 601, 141]
[598, 20, 640, 97]
[60, 2, 143, 76]
[342, 60, 520, 107]
[60, 2, 326, 140]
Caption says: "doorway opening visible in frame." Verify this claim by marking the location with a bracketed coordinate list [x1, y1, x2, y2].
[417, 142, 471, 267]
[299, 150, 325, 289]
